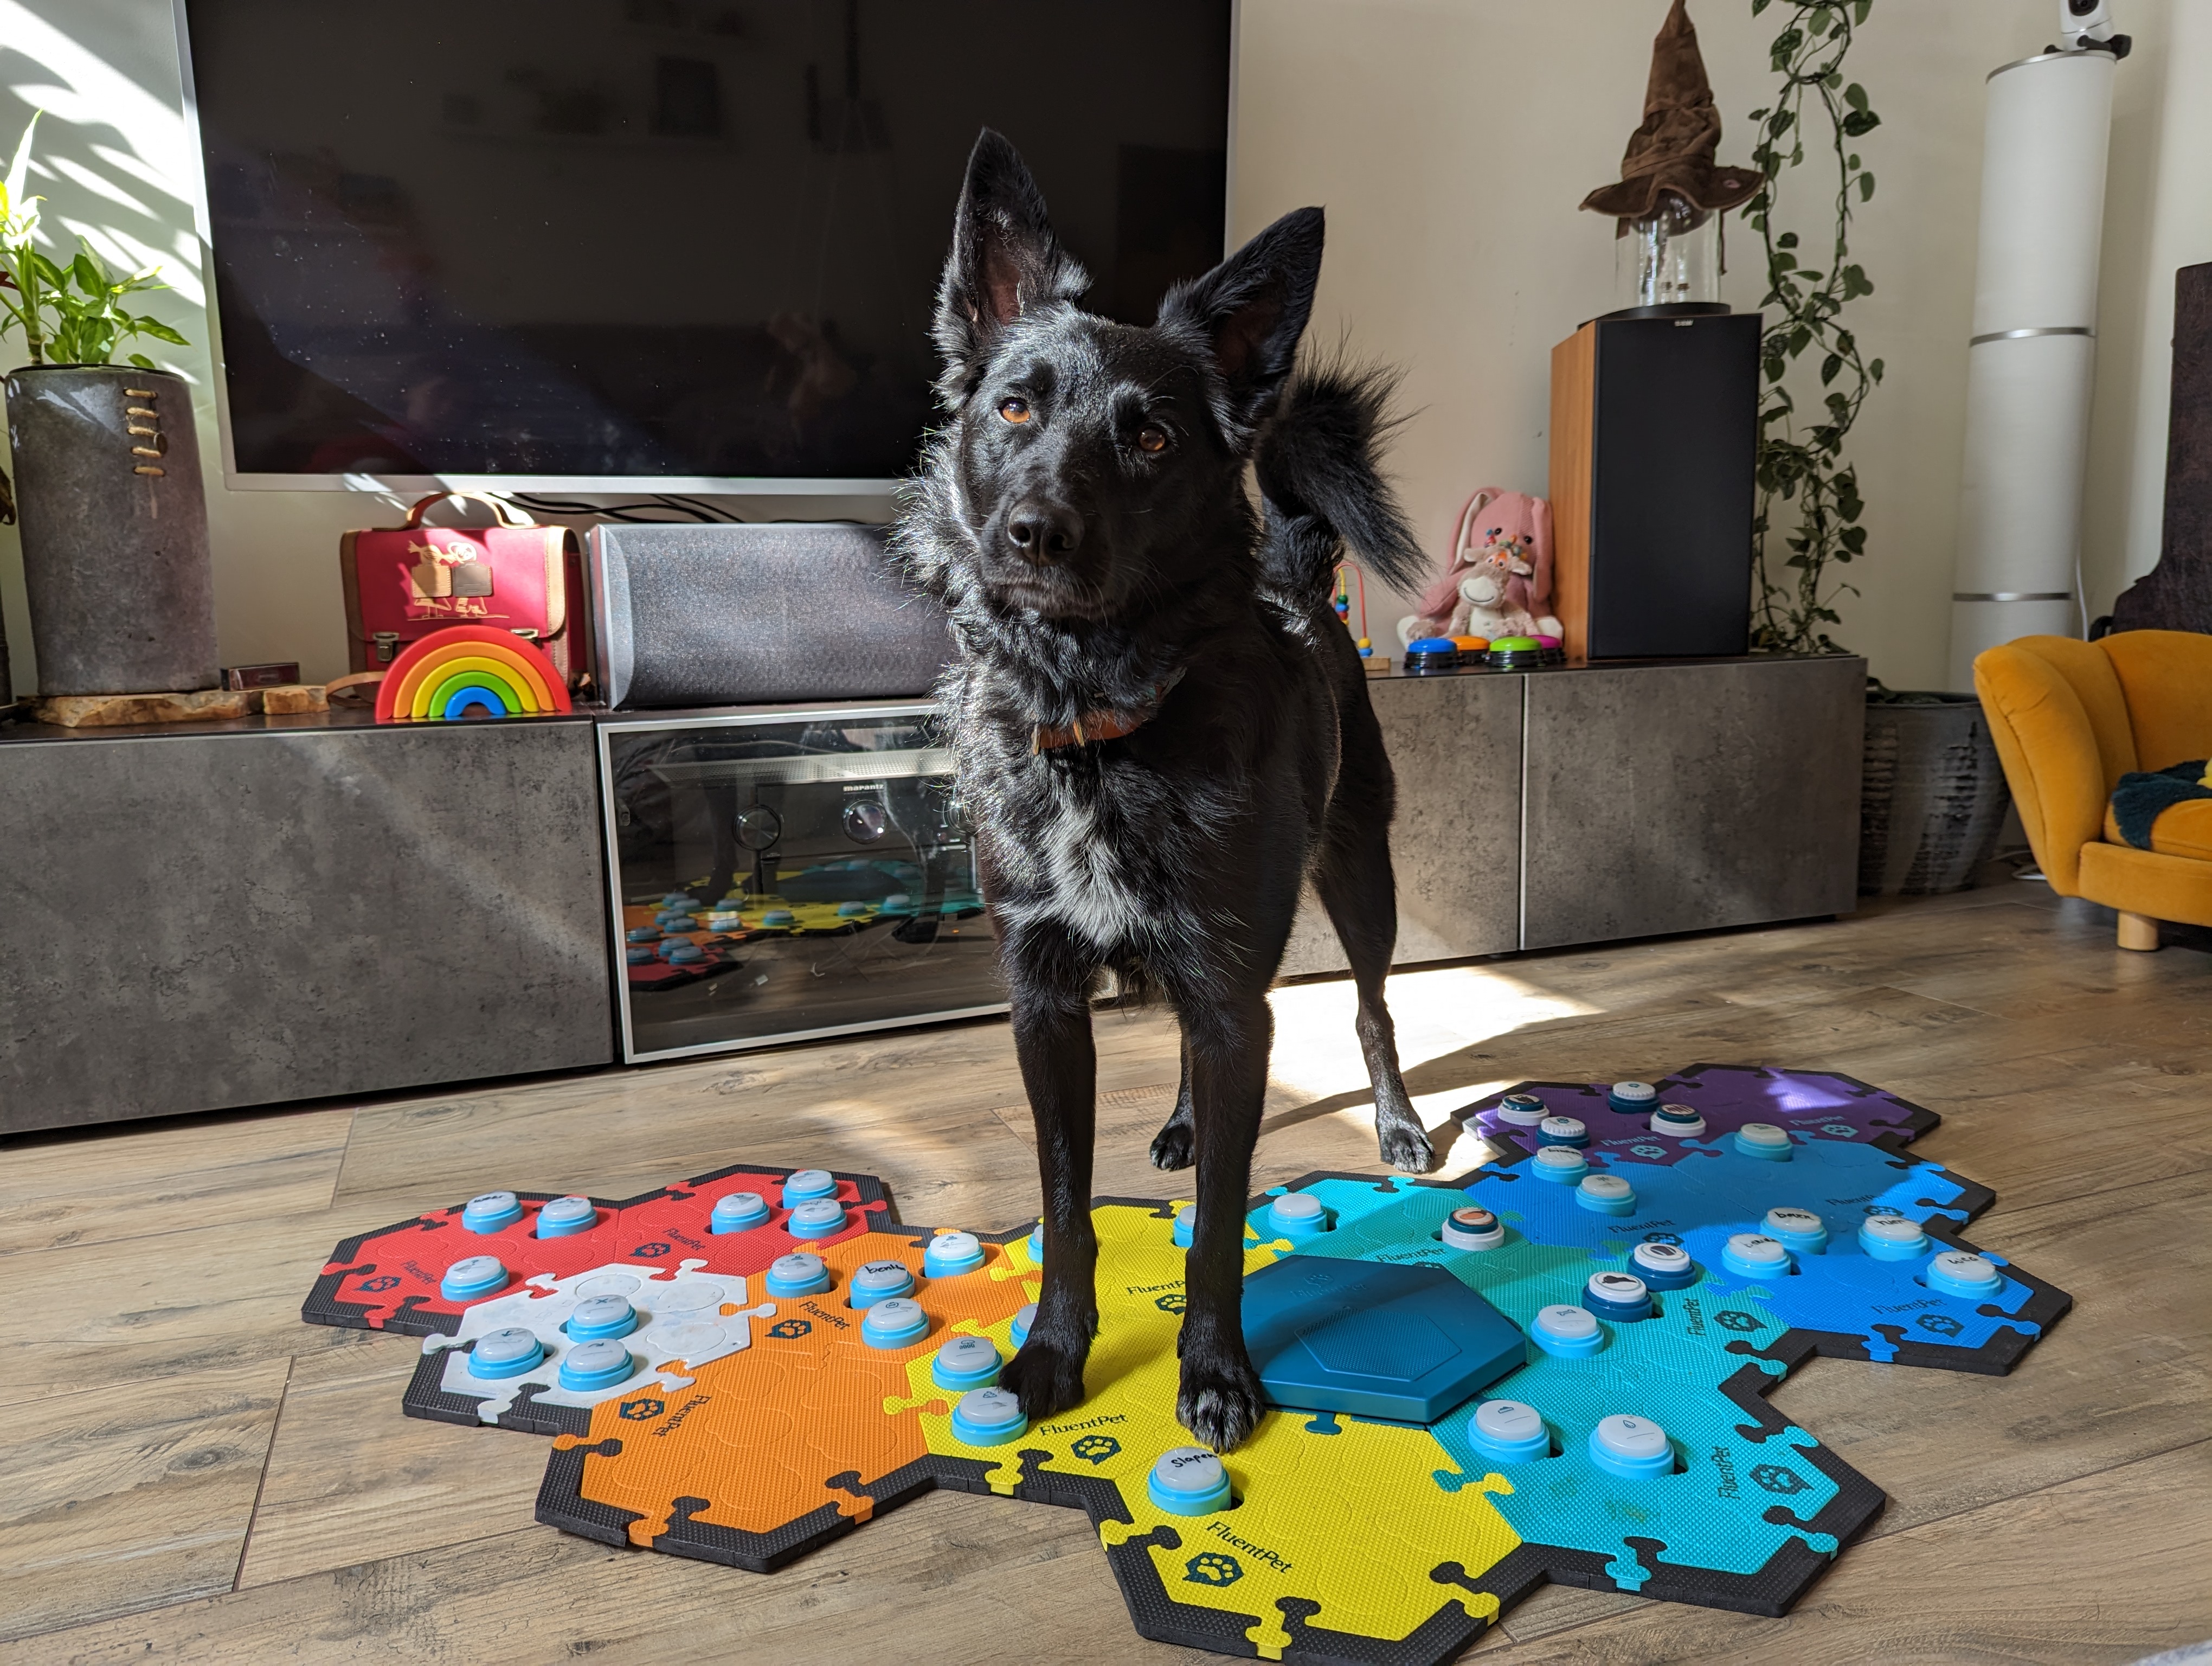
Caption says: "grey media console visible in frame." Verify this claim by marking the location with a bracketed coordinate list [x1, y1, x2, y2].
[0, 653, 1861, 1135]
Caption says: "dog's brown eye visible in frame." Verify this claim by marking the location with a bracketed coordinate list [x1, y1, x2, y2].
[998, 397, 1031, 424]
[1136, 425, 1169, 454]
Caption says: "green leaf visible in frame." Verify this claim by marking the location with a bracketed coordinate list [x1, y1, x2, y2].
[1859, 171, 1876, 202]
[3, 112, 38, 221]
[1869, 357, 1885, 381]
[127, 351, 153, 368]
[1777, 230, 1799, 249]
[1841, 109, 1881, 138]
[1855, 0, 1871, 22]
[136, 319, 189, 346]
[1821, 353, 1843, 385]
[1844, 81, 1869, 112]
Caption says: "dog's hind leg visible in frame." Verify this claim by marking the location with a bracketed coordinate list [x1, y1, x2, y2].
[1175, 991, 1272, 1452]
[1147, 1030, 1197, 1171]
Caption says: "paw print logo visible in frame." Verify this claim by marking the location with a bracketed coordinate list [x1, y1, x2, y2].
[1630, 1144, 1667, 1158]
[1185, 1552, 1243, 1587]
[1714, 1309, 1765, 1332]
[1821, 1123, 1856, 1136]
[1917, 1312, 1965, 1337]
[1641, 1231, 1683, 1246]
[630, 1242, 673, 1259]
[1154, 1293, 1187, 1315]
[1071, 1434, 1121, 1465]
[768, 1318, 813, 1339]
[618, 1398, 666, 1421]
[1751, 1463, 1810, 1495]
[359, 1276, 401, 1292]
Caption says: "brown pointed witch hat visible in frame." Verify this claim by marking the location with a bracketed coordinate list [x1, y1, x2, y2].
[1580, 0, 1765, 222]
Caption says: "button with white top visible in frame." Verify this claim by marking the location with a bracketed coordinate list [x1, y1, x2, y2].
[1722, 1232, 1792, 1278]
[1650, 1103, 1707, 1138]
[1584, 1270, 1653, 1320]
[1266, 1192, 1330, 1239]
[1607, 1080, 1659, 1114]
[1494, 1093, 1548, 1127]
[1589, 1413, 1674, 1479]
[787, 1197, 847, 1238]
[1763, 1207, 1829, 1255]
[1441, 1206, 1506, 1251]
[1147, 1446, 1233, 1514]
[1537, 1115, 1590, 1149]
[1010, 1302, 1037, 1347]
[1926, 1249, 2004, 1300]
[847, 1259, 917, 1309]
[1026, 1221, 1044, 1262]
[1172, 1204, 1196, 1248]
[1531, 1146, 1590, 1183]
[930, 1334, 1002, 1389]
[465, 1326, 544, 1379]
[1531, 1303, 1604, 1357]
[950, 1385, 1028, 1446]
[1576, 1174, 1636, 1216]
[764, 1252, 831, 1298]
[565, 1295, 639, 1341]
[557, 1337, 635, 1392]
[535, 1195, 597, 1238]
[710, 1191, 770, 1234]
[1631, 1239, 1697, 1289]
[1734, 1123, 1794, 1162]
[461, 1190, 523, 1234]
[923, 1231, 986, 1277]
[861, 1296, 929, 1348]
[781, 1169, 838, 1206]
[1858, 1212, 1929, 1261]
[1469, 1398, 1550, 1462]
[440, 1254, 508, 1302]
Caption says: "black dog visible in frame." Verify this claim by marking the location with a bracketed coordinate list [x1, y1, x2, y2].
[893, 131, 1431, 1451]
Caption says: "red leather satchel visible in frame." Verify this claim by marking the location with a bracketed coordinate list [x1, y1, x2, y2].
[339, 492, 586, 686]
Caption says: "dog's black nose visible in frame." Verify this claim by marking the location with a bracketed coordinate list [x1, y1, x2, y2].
[1006, 499, 1084, 563]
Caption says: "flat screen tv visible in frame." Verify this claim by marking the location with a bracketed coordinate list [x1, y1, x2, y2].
[178, 0, 1234, 492]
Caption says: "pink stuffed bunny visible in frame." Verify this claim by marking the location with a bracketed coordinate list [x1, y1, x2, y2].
[1398, 488, 1561, 648]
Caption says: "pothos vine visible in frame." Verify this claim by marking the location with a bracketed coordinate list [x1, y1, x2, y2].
[1744, 0, 1882, 656]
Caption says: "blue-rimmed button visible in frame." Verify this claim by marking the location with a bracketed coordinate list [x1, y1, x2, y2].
[1027, 1221, 1044, 1261]
[1577, 1174, 1636, 1216]
[710, 1191, 770, 1234]
[1607, 1080, 1658, 1114]
[1589, 1413, 1673, 1480]
[625, 944, 654, 965]
[1531, 1303, 1603, 1357]
[847, 1259, 916, 1309]
[626, 925, 662, 944]
[1469, 1399, 1549, 1463]
[764, 1252, 831, 1298]
[1442, 1206, 1504, 1251]
[461, 1191, 523, 1234]
[440, 1254, 508, 1301]
[659, 893, 697, 909]
[1584, 1270, 1653, 1320]
[1650, 1103, 1706, 1137]
[1734, 1123, 1794, 1162]
[666, 943, 704, 965]
[1171, 1205, 1195, 1247]
[1265, 1193, 1330, 1240]
[1859, 1213, 1928, 1261]
[465, 1326, 544, 1379]
[1494, 1092, 1548, 1127]
[923, 1232, 986, 1277]
[557, 1337, 635, 1392]
[1147, 1446, 1232, 1514]
[930, 1334, 1002, 1389]
[1631, 1240, 1697, 1289]
[761, 908, 795, 927]
[1538, 1115, 1590, 1148]
[1764, 1207, 1829, 1255]
[1926, 1250, 2004, 1300]
[949, 1385, 1027, 1446]
[1531, 1146, 1589, 1184]
[788, 1198, 847, 1238]
[535, 1195, 596, 1238]
[836, 900, 870, 917]
[565, 1295, 639, 1341]
[861, 1297, 929, 1349]
[1010, 1302, 1036, 1347]
[781, 1169, 837, 1206]
[1721, 1232, 1791, 1279]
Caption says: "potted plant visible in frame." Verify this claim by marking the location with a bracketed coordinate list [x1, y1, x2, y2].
[0, 112, 215, 699]
[1742, 0, 2008, 894]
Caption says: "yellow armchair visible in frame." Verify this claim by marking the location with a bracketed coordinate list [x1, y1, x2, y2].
[1975, 630, 2212, 949]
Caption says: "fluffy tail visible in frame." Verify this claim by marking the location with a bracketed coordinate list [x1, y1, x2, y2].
[1253, 356, 1426, 610]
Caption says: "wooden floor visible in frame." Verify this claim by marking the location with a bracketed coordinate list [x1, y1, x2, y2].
[4, 883, 2211, 1664]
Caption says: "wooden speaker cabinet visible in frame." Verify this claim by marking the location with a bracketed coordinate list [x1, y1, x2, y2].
[1547, 310, 1760, 660]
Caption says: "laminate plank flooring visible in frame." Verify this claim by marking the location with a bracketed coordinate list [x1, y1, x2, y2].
[3, 888, 2208, 1664]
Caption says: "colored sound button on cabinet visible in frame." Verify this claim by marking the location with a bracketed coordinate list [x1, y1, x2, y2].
[440, 1255, 508, 1301]
[1859, 1213, 1929, 1261]
[465, 1326, 544, 1379]
[1469, 1399, 1550, 1463]
[1147, 1446, 1233, 1515]
[923, 1232, 986, 1277]
[1589, 1413, 1673, 1479]
[764, 1253, 831, 1298]
[930, 1335, 1002, 1389]
[461, 1191, 523, 1234]
[950, 1386, 1027, 1446]
[535, 1195, 597, 1238]
[710, 1191, 770, 1233]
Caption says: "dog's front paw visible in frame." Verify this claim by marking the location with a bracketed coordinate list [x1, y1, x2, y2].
[1149, 1117, 1195, 1171]
[1378, 1117, 1435, 1174]
[999, 1333, 1092, 1422]
[1176, 1350, 1267, 1453]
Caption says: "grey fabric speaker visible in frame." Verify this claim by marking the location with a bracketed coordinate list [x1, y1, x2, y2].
[589, 522, 953, 709]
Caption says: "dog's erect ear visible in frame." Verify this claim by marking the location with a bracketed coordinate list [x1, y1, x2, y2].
[1158, 206, 1325, 435]
[933, 130, 1090, 400]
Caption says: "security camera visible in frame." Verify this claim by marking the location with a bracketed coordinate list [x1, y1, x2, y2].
[2060, 0, 2131, 56]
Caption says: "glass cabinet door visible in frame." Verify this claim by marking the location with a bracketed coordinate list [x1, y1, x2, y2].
[599, 706, 1004, 1060]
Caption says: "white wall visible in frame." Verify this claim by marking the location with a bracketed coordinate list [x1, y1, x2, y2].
[3, 0, 2206, 694]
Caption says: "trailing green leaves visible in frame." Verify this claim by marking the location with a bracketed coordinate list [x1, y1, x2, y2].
[1742, 0, 1882, 656]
